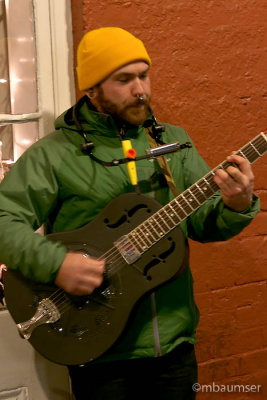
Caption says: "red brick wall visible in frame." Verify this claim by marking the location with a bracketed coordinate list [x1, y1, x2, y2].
[71, 1, 267, 397]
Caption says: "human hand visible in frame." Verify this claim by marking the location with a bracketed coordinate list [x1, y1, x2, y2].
[213, 153, 254, 212]
[55, 252, 105, 296]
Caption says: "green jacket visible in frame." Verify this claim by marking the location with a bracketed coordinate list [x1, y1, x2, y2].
[0, 100, 260, 362]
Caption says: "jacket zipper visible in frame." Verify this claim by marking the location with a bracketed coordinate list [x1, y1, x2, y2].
[149, 175, 162, 357]
[150, 292, 162, 357]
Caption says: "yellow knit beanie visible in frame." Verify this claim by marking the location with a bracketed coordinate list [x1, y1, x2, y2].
[76, 27, 152, 91]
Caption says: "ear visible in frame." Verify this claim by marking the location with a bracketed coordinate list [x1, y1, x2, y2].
[86, 88, 96, 99]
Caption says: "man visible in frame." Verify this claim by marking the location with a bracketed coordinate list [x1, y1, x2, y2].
[0, 27, 259, 399]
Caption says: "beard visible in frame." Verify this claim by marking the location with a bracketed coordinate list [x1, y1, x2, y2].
[95, 87, 151, 126]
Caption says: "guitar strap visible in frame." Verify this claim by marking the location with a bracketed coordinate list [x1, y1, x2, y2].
[145, 129, 179, 197]
[145, 130, 190, 279]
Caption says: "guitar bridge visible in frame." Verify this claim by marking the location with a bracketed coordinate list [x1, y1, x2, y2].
[114, 235, 141, 264]
[17, 298, 61, 340]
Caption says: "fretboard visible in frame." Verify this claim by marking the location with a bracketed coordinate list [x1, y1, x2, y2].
[127, 132, 267, 254]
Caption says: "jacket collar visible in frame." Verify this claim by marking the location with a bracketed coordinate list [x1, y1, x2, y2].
[75, 96, 143, 139]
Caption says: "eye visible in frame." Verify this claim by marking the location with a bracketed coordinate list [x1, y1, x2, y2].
[140, 73, 148, 80]
[118, 78, 130, 83]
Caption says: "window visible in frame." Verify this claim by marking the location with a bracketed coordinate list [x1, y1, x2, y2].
[0, 0, 74, 168]
[0, 0, 75, 307]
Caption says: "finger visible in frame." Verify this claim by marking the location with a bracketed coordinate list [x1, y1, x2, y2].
[215, 154, 253, 187]
[224, 165, 247, 185]
[226, 154, 254, 178]
[214, 169, 243, 196]
[71, 271, 104, 296]
[87, 275, 104, 291]
[214, 168, 235, 186]
[82, 253, 105, 265]
[82, 254, 105, 271]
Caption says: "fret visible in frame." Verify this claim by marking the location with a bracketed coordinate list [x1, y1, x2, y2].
[207, 170, 216, 178]
[238, 150, 248, 161]
[140, 222, 156, 245]
[244, 143, 260, 162]
[122, 132, 266, 255]
[144, 218, 162, 241]
[155, 209, 170, 232]
[197, 177, 215, 198]
[136, 224, 153, 247]
[249, 142, 261, 157]
[164, 206, 178, 227]
[128, 228, 146, 252]
[238, 134, 267, 162]
[215, 163, 224, 171]
[257, 133, 267, 155]
[149, 215, 166, 237]
[157, 209, 173, 230]
[206, 173, 219, 192]
[195, 183, 209, 200]
[179, 195, 193, 214]
[180, 193, 195, 211]
[140, 222, 153, 246]
[127, 232, 144, 253]
[134, 227, 150, 249]
[187, 189, 201, 206]
[220, 160, 235, 170]
[164, 203, 181, 225]
[183, 190, 201, 209]
[172, 197, 189, 218]
[191, 185, 208, 204]
[204, 175, 213, 186]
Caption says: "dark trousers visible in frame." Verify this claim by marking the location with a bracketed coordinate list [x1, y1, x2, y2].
[69, 342, 198, 400]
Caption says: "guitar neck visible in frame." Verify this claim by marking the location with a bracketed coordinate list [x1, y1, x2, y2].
[127, 132, 267, 254]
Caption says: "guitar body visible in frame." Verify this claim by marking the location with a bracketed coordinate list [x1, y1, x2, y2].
[4, 193, 187, 365]
[4, 132, 267, 365]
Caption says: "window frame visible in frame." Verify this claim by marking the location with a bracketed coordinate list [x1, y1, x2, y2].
[0, 0, 75, 309]
[0, 0, 75, 158]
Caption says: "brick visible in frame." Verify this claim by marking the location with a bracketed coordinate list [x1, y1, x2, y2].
[255, 190, 267, 211]
[238, 212, 267, 236]
[223, 282, 265, 309]
[197, 350, 267, 382]
[253, 163, 267, 189]
[244, 213, 267, 236]
[195, 281, 266, 314]
[234, 302, 267, 331]
[196, 320, 266, 361]
[73, 1, 267, 398]
[195, 285, 267, 352]
[233, 238, 267, 285]
[191, 237, 267, 292]
[215, 328, 265, 358]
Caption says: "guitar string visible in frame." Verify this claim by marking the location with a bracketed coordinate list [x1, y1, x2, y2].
[44, 245, 122, 305]
[131, 141, 264, 244]
[46, 246, 126, 309]
[45, 251, 128, 317]
[128, 139, 267, 260]
[52, 137, 262, 296]
[41, 138, 266, 316]
[40, 152, 265, 317]
[68, 139, 265, 276]
[111, 139, 265, 265]
[49, 137, 265, 307]
[50, 237, 151, 315]
[51, 138, 265, 295]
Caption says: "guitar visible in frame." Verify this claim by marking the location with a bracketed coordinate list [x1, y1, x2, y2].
[4, 132, 267, 365]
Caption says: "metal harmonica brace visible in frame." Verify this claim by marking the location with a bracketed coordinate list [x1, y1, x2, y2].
[145, 142, 181, 157]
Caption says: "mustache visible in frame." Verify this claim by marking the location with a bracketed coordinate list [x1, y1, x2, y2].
[127, 97, 150, 108]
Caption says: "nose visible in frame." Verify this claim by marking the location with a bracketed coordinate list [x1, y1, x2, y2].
[131, 78, 145, 98]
